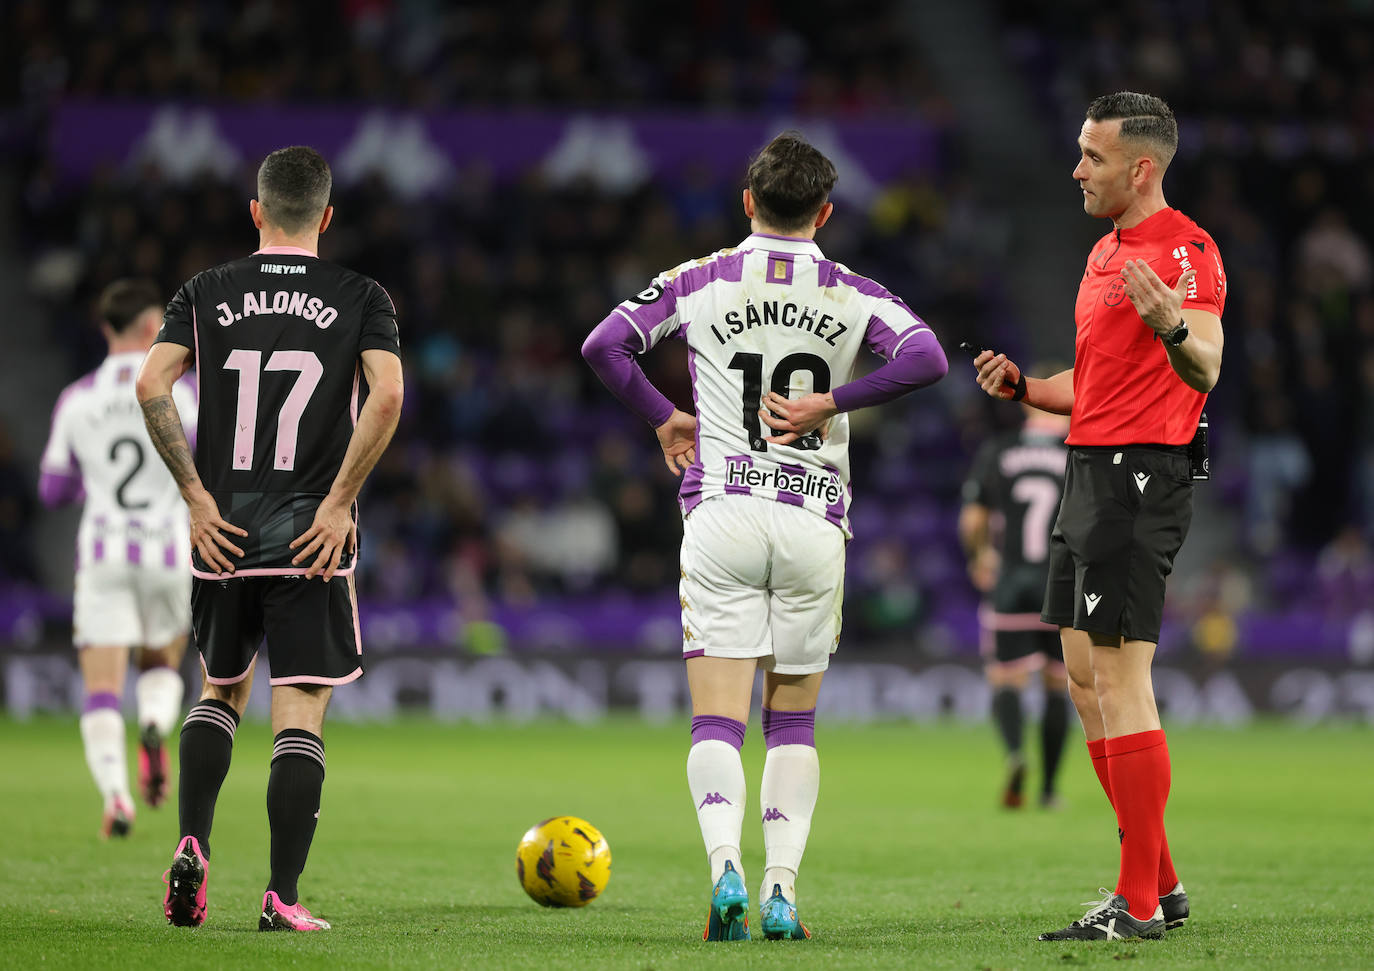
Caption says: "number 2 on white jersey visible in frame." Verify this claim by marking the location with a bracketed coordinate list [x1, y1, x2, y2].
[223, 349, 323, 471]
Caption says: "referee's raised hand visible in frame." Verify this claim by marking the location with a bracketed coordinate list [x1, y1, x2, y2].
[1122, 259, 1196, 335]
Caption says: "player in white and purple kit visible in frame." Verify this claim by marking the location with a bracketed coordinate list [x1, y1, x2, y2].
[39, 279, 197, 837]
[583, 133, 948, 940]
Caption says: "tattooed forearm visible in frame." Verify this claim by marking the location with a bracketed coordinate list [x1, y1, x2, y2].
[141, 394, 201, 492]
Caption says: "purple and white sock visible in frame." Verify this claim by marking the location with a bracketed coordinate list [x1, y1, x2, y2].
[759, 708, 818, 904]
[687, 715, 748, 885]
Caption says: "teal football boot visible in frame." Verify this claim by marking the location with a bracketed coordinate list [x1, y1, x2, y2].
[760, 883, 811, 940]
[702, 861, 749, 941]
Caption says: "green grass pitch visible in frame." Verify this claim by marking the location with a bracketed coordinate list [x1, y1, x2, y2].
[1, 715, 1370, 969]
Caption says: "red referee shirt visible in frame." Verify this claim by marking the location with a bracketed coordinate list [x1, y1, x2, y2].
[1067, 207, 1226, 446]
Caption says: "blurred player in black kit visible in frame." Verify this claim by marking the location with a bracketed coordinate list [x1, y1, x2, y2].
[960, 384, 1071, 809]
[136, 146, 404, 931]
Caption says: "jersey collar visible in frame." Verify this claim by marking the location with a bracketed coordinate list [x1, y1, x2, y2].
[1116, 206, 1185, 242]
[740, 233, 823, 258]
[254, 245, 318, 258]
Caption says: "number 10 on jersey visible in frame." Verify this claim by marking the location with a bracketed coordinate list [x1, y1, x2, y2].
[223, 349, 323, 471]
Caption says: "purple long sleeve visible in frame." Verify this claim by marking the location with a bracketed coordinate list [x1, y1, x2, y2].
[830, 327, 948, 412]
[581, 312, 676, 427]
[38, 469, 84, 508]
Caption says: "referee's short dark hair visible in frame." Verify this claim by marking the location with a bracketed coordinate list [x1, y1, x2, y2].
[98, 278, 162, 334]
[257, 146, 332, 235]
[747, 132, 838, 235]
[1086, 92, 1178, 167]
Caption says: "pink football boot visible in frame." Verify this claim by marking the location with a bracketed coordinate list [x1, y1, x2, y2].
[259, 891, 331, 931]
[162, 836, 209, 927]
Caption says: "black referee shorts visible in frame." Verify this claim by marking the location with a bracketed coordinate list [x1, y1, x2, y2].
[1041, 446, 1193, 644]
[191, 574, 363, 687]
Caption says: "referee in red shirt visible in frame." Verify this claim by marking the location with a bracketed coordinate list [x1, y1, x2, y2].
[973, 92, 1225, 941]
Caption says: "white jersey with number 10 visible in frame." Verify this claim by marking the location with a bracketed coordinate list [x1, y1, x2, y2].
[612, 233, 931, 537]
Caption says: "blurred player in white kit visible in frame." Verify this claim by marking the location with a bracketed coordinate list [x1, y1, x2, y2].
[39, 279, 196, 837]
[583, 133, 948, 940]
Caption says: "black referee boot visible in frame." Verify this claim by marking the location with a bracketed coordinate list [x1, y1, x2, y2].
[1038, 891, 1166, 941]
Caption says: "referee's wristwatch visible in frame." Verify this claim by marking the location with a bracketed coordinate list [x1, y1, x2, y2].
[1163, 319, 1189, 346]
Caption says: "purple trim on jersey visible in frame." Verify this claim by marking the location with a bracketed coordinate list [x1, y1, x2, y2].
[830, 328, 948, 412]
[766, 252, 795, 286]
[822, 464, 847, 528]
[83, 691, 120, 713]
[817, 263, 895, 300]
[375, 282, 398, 315]
[38, 469, 83, 508]
[581, 312, 676, 427]
[164, 543, 176, 567]
[683, 648, 706, 659]
[691, 714, 747, 750]
[723, 454, 753, 495]
[678, 348, 705, 515]
[127, 540, 141, 565]
[775, 463, 806, 507]
[750, 232, 814, 242]
[761, 707, 815, 749]
[254, 245, 318, 257]
[93, 515, 106, 562]
[673, 251, 746, 303]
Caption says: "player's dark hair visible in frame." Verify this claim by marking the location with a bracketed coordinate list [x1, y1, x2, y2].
[747, 132, 838, 234]
[1086, 92, 1178, 167]
[257, 146, 332, 235]
[98, 278, 162, 334]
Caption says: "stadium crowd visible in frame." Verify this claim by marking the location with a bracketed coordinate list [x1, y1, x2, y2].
[7, 0, 1374, 637]
[11, 0, 941, 114]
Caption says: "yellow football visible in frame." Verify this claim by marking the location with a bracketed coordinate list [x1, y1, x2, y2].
[515, 816, 612, 908]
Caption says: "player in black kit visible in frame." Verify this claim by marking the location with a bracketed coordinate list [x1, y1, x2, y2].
[136, 146, 403, 931]
[960, 392, 1071, 809]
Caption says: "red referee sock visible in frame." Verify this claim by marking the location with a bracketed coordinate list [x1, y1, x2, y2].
[1105, 730, 1171, 920]
[1087, 737, 1181, 897]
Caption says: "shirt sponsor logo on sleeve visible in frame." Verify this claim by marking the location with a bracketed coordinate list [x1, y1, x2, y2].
[1172, 246, 1198, 300]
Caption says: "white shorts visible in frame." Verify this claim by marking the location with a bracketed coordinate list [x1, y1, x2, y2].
[679, 494, 846, 675]
[73, 562, 191, 649]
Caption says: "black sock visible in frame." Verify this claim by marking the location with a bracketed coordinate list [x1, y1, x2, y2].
[178, 700, 240, 859]
[266, 730, 326, 907]
[991, 686, 1023, 757]
[1040, 689, 1069, 795]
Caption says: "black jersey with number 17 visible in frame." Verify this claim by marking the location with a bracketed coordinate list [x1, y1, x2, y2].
[155, 246, 400, 579]
[962, 427, 1068, 614]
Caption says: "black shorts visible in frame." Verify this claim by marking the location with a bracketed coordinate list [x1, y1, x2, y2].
[980, 607, 1064, 665]
[191, 575, 363, 686]
[1042, 445, 1193, 643]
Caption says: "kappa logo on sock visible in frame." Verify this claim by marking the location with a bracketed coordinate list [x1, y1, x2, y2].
[761, 807, 790, 823]
[698, 792, 732, 809]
